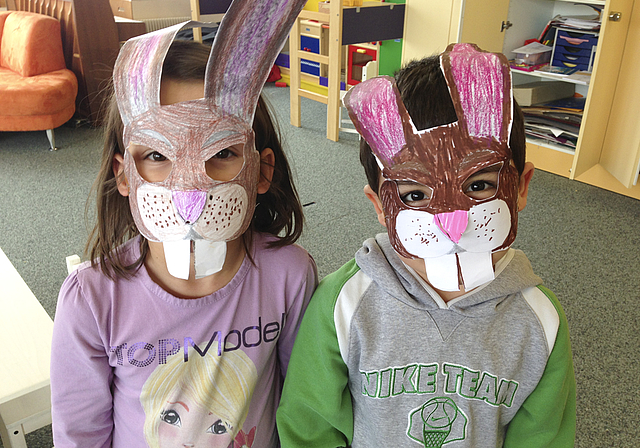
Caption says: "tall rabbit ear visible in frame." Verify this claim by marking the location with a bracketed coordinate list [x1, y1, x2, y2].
[344, 76, 412, 168]
[205, 0, 307, 123]
[113, 22, 186, 126]
[441, 43, 513, 144]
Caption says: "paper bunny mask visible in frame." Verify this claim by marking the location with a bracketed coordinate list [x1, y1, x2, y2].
[345, 43, 520, 291]
[113, 0, 306, 279]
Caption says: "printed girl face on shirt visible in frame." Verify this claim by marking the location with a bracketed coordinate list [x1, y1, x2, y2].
[140, 347, 258, 448]
[345, 43, 521, 291]
[157, 397, 233, 448]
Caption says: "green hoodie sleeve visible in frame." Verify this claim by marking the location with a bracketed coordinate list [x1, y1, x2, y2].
[277, 260, 361, 448]
[504, 286, 576, 447]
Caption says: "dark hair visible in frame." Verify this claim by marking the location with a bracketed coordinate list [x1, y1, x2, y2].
[360, 55, 526, 192]
[86, 39, 303, 279]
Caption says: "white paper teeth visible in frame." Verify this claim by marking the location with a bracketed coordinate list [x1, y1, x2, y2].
[162, 240, 227, 280]
[163, 240, 191, 280]
[194, 240, 227, 279]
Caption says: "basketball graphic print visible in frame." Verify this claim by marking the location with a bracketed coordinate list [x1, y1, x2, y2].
[421, 398, 456, 447]
[408, 397, 468, 447]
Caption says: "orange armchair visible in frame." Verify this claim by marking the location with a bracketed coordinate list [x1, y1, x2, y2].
[0, 11, 78, 150]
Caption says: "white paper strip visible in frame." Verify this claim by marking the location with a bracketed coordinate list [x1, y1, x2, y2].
[163, 240, 191, 280]
[424, 254, 459, 291]
[194, 240, 227, 279]
[458, 251, 495, 290]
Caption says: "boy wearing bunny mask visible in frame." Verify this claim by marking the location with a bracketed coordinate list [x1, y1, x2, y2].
[277, 44, 576, 447]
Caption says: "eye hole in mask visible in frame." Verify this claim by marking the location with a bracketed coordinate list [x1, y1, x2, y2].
[462, 161, 503, 201]
[205, 143, 245, 182]
[130, 144, 173, 183]
[397, 181, 434, 208]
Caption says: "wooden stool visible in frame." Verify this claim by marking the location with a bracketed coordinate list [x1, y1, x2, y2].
[0, 248, 53, 448]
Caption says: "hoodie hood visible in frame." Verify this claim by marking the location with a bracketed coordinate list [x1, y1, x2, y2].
[355, 233, 542, 317]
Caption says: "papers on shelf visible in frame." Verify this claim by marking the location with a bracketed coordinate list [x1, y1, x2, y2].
[522, 97, 585, 151]
[538, 11, 602, 45]
[512, 42, 553, 55]
[510, 61, 548, 72]
[534, 96, 586, 113]
[534, 65, 578, 76]
[554, 14, 602, 31]
[531, 65, 591, 85]
[566, 71, 592, 84]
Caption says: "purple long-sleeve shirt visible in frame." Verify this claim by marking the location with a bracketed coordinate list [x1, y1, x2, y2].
[51, 233, 317, 448]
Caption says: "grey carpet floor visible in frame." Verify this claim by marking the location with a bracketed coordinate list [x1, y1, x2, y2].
[0, 83, 638, 447]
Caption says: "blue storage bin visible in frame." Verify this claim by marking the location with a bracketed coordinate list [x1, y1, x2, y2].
[555, 29, 598, 49]
[300, 59, 320, 76]
[551, 27, 598, 72]
[300, 34, 321, 76]
[301, 35, 320, 53]
[552, 53, 592, 71]
[555, 45, 593, 58]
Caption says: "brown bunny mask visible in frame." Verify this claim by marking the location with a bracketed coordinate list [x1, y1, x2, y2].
[113, 0, 306, 279]
[345, 43, 520, 291]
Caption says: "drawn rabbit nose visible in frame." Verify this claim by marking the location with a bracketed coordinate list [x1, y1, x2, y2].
[434, 210, 468, 244]
[173, 190, 207, 224]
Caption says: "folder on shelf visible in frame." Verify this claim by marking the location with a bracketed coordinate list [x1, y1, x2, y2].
[522, 97, 585, 151]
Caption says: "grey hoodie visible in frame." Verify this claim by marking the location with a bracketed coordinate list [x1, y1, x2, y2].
[278, 233, 576, 448]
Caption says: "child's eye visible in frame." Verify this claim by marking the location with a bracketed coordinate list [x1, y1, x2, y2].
[463, 175, 499, 200]
[205, 144, 245, 181]
[160, 409, 181, 427]
[462, 163, 502, 200]
[207, 419, 228, 434]
[129, 144, 172, 182]
[213, 148, 234, 159]
[397, 182, 433, 207]
[401, 191, 428, 204]
[146, 151, 168, 162]
[467, 180, 494, 192]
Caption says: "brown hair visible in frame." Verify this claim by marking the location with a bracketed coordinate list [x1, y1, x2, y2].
[360, 55, 526, 193]
[86, 39, 303, 279]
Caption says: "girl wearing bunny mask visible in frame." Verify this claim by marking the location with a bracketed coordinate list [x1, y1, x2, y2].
[50, 0, 316, 446]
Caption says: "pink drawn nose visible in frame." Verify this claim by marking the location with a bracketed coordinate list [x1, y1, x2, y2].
[173, 190, 207, 224]
[434, 210, 468, 244]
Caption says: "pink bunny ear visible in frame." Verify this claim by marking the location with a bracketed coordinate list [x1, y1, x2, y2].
[205, 0, 307, 123]
[113, 23, 186, 126]
[344, 76, 409, 166]
[442, 43, 512, 143]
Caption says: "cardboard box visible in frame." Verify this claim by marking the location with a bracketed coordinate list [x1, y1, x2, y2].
[513, 81, 575, 106]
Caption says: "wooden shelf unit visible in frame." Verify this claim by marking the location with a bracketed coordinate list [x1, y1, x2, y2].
[289, 1, 405, 141]
[289, 1, 343, 141]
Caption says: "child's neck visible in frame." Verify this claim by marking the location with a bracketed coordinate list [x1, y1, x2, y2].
[145, 238, 246, 299]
